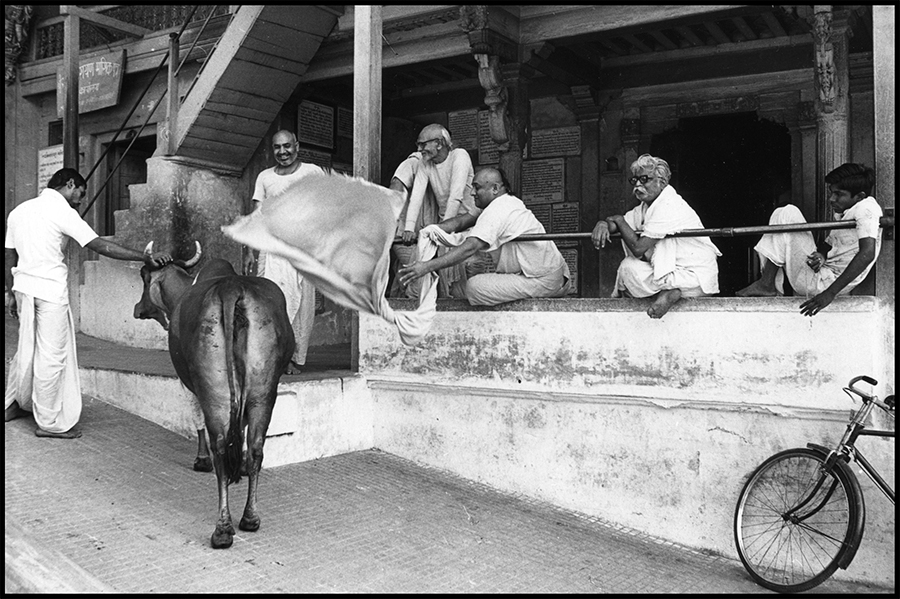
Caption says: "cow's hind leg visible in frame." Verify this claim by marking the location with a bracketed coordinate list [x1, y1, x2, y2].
[238, 401, 274, 532]
[209, 431, 236, 548]
[193, 427, 213, 472]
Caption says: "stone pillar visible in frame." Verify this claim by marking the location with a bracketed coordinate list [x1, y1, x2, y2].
[872, 5, 894, 306]
[498, 62, 528, 196]
[812, 5, 852, 221]
[571, 85, 601, 297]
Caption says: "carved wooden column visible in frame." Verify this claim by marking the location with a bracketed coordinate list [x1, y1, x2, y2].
[571, 85, 602, 297]
[460, 6, 523, 187]
[812, 5, 852, 220]
[795, 100, 819, 219]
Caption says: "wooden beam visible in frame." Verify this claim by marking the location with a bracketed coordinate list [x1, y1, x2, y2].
[674, 25, 706, 47]
[649, 30, 679, 51]
[761, 12, 788, 37]
[63, 14, 79, 169]
[703, 21, 732, 44]
[622, 33, 653, 53]
[730, 17, 758, 41]
[353, 5, 381, 182]
[59, 5, 151, 37]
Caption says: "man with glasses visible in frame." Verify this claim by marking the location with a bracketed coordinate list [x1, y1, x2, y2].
[591, 154, 721, 318]
[400, 124, 476, 298]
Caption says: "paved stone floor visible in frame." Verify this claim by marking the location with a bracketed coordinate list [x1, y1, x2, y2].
[4, 315, 894, 593]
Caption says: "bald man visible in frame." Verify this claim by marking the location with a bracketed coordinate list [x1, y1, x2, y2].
[243, 129, 324, 374]
[401, 124, 476, 298]
[398, 167, 571, 305]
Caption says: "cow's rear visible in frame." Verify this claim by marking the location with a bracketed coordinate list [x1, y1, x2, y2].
[175, 274, 294, 547]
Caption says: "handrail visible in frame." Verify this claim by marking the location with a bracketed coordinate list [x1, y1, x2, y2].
[392, 216, 895, 244]
[79, 6, 207, 218]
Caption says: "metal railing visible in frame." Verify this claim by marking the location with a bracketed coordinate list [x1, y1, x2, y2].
[393, 217, 895, 244]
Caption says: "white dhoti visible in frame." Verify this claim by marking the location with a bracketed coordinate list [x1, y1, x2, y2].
[5, 293, 82, 433]
[258, 250, 315, 365]
[753, 204, 835, 296]
[466, 264, 571, 306]
[616, 257, 707, 298]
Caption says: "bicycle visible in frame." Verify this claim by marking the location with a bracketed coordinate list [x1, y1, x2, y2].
[733, 375, 895, 593]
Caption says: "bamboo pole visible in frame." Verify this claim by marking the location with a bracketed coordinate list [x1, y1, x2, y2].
[392, 216, 894, 244]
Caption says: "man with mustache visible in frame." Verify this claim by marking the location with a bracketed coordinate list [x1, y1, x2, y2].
[591, 154, 721, 319]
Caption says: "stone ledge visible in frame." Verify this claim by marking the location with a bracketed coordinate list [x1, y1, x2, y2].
[387, 295, 880, 313]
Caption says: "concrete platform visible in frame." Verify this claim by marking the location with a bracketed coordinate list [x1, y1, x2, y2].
[4, 315, 893, 593]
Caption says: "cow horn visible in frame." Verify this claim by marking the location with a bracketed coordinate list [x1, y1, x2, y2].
[143, 241, 154, 256]
[177, 241, 202, 268]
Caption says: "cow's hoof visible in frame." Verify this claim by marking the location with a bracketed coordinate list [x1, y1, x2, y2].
[239, 515, 260, 532]
[211, 528, 234, 549]
[193, 457, 213, 472]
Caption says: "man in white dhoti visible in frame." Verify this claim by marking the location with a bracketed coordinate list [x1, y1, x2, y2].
[5, 168, 171, 437]
[737, 163, 882, 317]
[591, 154, 721, 319]
[400, 124, 477, 298]
[242, 130, 323, 374]
[397, 167, 571, 305]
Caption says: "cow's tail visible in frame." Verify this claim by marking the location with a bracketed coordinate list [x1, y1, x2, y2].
[221, 284, 248, 485]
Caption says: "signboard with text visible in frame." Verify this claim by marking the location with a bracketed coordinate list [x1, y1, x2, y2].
[38, 145, 64, 190]
[56, 49, 125, 118]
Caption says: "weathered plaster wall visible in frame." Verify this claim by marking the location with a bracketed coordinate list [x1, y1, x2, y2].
[357, 296, 894, 586]
[359, 297, 888, 408]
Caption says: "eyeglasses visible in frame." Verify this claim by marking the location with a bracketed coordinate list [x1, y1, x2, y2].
[416, 138, 441, 149]
[628, 175, 657, 186]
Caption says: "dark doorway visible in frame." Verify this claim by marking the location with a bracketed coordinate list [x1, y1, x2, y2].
[650, 112, 791, 296]
[101, 135, 155, 235]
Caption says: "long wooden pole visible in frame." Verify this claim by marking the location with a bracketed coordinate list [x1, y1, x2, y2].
[392, 217, 895, 244]
[63, 13, 80, 168]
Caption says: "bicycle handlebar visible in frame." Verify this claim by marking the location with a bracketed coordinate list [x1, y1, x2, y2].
[844, 375, 894, 413]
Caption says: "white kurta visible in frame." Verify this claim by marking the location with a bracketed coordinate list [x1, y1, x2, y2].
[252, 163, 323, 364]
[5, 188, 98, 433]
[614, 185, 722, 298]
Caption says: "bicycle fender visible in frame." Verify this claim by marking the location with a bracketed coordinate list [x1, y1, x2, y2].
[806, 443, 867, 569]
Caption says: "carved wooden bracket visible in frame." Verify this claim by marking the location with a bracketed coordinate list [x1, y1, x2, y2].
[5, 4, 34, 85]
[459, 5, 517, 61]
[812, 7, 836, 113]
[476, 53, 510, 150]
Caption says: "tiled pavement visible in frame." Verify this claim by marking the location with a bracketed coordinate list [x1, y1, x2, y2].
[4, 316, 893, 593]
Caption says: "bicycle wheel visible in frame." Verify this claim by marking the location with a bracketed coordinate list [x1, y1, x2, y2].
[733, 447, 863, 593]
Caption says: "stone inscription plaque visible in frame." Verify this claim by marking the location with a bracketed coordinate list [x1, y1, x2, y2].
[559, 247, 579, 295]
[552, 202, 581, 234]
[449, 109, 478, 151]
[522, 158, 564, 204]
[298, 147, 332, 169]
[337, 107, 353, 139]
[531, 126, 581, 158]
[298, 100, 334, 149]
[529, 204, 552, 232]
[478, 110, 499, 165]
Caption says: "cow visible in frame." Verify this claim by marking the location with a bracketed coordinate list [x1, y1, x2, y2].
[133, 241, 295, 548]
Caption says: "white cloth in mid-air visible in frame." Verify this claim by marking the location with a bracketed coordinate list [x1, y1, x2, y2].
[223, 171, 437, 346]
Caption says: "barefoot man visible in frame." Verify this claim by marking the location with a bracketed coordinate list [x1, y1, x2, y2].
[591, 154, 721, 318]
[5, 168, 171, 437]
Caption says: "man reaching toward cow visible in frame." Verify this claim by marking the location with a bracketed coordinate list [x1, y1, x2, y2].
[5, 168, 171, 437]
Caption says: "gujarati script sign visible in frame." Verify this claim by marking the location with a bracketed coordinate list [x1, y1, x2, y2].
[56, 49, 125, 118]
[531, 126, 581, 158]
[449, 109, 478, 151]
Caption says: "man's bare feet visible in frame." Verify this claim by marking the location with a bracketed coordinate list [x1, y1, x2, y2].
[647, 289, 682, 319]
[35, 427, 82, 439]
[284, 360, 303, 375]
[5, 402, 30, 422]
[736, 280, 778, 297]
